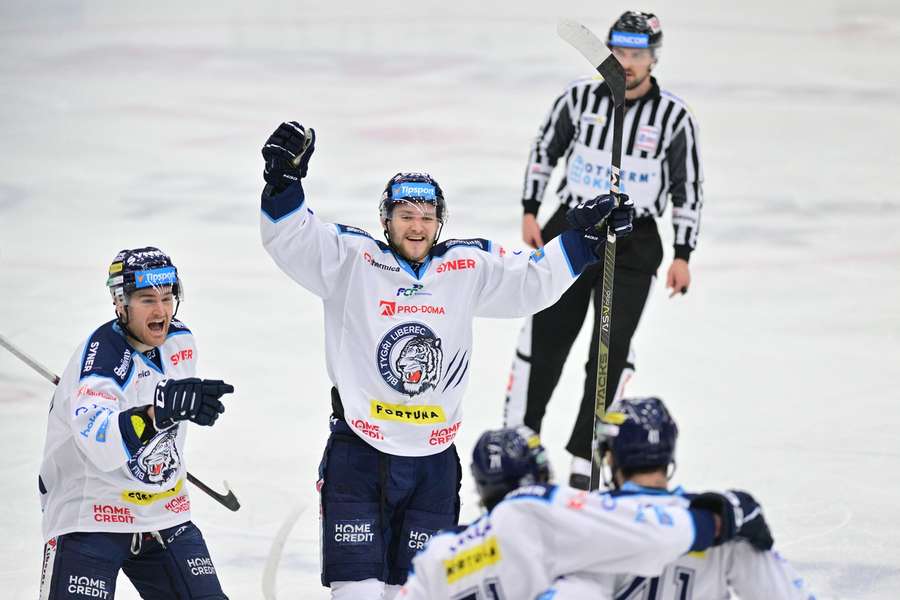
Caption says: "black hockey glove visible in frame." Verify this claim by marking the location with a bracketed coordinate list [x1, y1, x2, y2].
[730, 489, 775, 551]
[153, 378, 233, 430]
[262, 121, 316, 194]
[609, 194, 634, 237]
[689, 491, 744, 546]
[566, 193, 633, 237]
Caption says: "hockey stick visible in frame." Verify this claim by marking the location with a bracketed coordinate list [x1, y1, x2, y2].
[0, 332, 241, 511]
[557, 20, 626, 490]
[261, 500, 308, 600]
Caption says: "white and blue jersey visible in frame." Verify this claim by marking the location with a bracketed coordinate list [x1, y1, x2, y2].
[261, 182, 600, 457]
[398, 484, 717, 600]
[542, 483, 817, 600]
[38, 320, 197, 541]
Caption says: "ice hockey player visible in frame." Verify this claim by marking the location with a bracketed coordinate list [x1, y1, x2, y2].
[541, 397, 816, 599]
[398, 426, 753, 599]
[258, 120, 633, 599]
[505, 10, 705, 490]
[37, 247, 234, 599]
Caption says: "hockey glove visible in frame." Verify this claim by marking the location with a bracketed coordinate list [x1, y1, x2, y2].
[609, 194, 634, 237]
[262, 121, 316, 194]
[730, 489, 775, 551]
[154, 378, 233, 430]
[191, 379, 232, 427]
[566, 193, 633, 237]
[689, 491, 744, 546]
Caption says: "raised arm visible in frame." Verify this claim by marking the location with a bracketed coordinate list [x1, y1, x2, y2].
[259, 122, 349, 299]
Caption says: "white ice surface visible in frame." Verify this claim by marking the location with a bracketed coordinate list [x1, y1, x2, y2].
[1, 1, 899, 598]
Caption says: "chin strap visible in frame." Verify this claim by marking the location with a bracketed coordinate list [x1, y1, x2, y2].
[114, 299, 181, 347]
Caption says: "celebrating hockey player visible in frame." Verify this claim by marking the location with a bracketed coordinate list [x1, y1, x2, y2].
[37, 247, 234, 598]
[398, 426, 750, 599]
[258, 120, 633, 599]
[505, 11, 705, 490]
[542, 397, 815, 599]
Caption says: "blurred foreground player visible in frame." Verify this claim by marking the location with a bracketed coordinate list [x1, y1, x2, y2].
[38, 247, 234, 599]
[542, 397, 816, 599]
[399, 427, 749, 600]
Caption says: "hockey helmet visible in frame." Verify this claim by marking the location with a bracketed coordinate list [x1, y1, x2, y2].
[471, 426, 551, 510]
[379, 172, 447, 223]
[607, 11, 663, 52]
[595, 397, 678, 474]
[107, 246, 183, 305]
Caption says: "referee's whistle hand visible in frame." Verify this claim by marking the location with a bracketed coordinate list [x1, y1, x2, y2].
[666, 258, 691, 298]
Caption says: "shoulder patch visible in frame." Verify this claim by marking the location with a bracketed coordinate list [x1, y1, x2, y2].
[432, 238, 491, 257]
[336, 224, 375, 239]
[79, 321, 134, 388]
[167, 319, 192, 337]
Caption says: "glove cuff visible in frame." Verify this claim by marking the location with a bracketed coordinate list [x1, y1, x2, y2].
[153, 380, 177, 431]
[687, 508, 717, 552]
[262, 181, 306, 222]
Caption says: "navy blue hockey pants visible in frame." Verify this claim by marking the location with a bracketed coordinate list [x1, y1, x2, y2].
[319, 415, 461, 586]
[39, 521, 227, 599]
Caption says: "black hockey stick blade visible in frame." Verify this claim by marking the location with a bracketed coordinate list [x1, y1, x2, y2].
[187, 472, 241, 511]
[557, 19, 626, 106]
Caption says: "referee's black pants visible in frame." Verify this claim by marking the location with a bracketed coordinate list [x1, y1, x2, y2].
[504, 206, 664, 461]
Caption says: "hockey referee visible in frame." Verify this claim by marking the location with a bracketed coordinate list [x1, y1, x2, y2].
[504, 11, 704, 490]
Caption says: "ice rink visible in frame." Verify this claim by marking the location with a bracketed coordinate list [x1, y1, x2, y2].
[1, 1, 899, 598]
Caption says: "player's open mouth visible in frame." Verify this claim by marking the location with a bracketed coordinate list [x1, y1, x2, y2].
[148, 320, 165, 333]
[407, 236, 425, 242]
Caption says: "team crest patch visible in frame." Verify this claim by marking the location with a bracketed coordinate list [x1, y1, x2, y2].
[127, 429, 181, 485]
[376, 322, 443, 396]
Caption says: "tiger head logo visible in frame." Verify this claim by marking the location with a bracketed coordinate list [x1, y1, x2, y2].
[395, 336, 442, 396]
[128, 429, 181, 485]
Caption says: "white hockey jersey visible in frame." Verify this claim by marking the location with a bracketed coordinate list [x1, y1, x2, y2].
[261, 183, 599, 456]
[39, 320, 197, 541]
[542, 484, 816, 600]
[398, 484, 717, 600]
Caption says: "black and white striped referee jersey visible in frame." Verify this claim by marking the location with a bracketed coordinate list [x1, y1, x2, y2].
[522, 76, 703, 260]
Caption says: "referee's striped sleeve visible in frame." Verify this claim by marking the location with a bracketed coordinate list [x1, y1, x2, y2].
[667, 112, 704, 259]
[521, 84, 579, 214]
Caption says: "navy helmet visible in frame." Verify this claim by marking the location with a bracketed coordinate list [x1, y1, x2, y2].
[607, 11, 663, 53]
[471, 426, 551, 510]
[379, 171, 447, 223]
[595, 397, 678, 476]
[107, 246, 183, 306]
